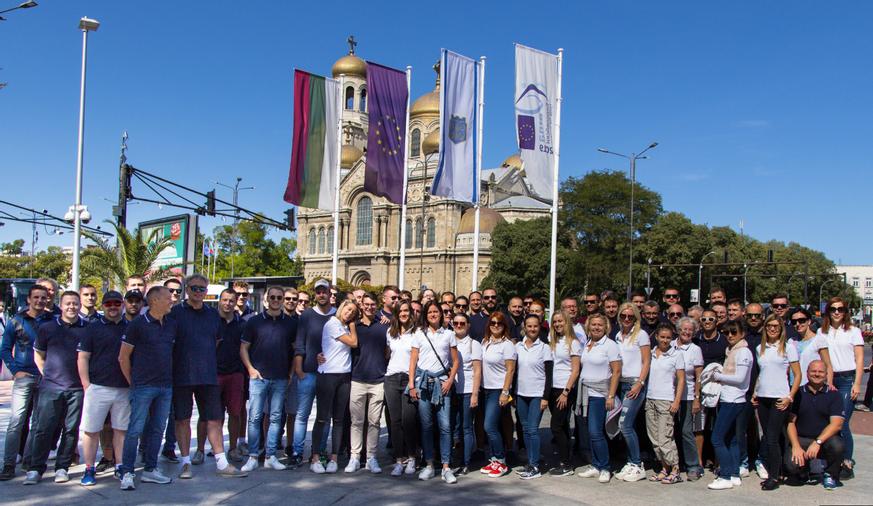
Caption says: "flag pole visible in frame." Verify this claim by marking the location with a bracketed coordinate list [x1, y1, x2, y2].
[472, 56, 486, 293]
[548, 48, 564, 318]
[331, 75, 344, 286]
[213, 245, 219, 282]
[201, 239, 206, 274]
[398, 65, 412, 290]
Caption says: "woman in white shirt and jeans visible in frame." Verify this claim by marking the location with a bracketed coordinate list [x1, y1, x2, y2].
[515, 315, 554, 480]
[479, 311, 517, 479]
[614, 302, 651, 482]
[384, 301, 419, 477]
[450, 312, 482, 475]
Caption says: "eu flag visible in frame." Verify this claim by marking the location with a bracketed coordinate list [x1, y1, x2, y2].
[364, 62, 409, 205]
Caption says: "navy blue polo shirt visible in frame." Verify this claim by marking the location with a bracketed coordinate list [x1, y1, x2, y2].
[79, 310, 102, 324]
[216, 314, 245, 375]
[77, 317, 129, 388]
[693, 331, 728, 366]
[469, 311, 488, 342]
[34, 317, 88, 391]
[295, 307, 336, 373]
[242, 311, 297, 380]
[351, 318, 389, 382]
[122, 312, 176, 387]
[171, 302, 221, 386]
[791, 383, 845, 438]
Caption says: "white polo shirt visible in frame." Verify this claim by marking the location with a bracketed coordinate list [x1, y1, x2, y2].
[647, 347, 686, 401]
[718, 347, 753, 403]
[385, 328, 415, 376]
[552, 338, 582, 389]
[616, 329, 651, 379]
[412, 327, 456, 377]
[674, 340, 704, 401]
[820, 326, 863, 373]
[319, 317, 352, 374]
[482, 338, 517, 390]
[755, 341, 799, 398]
[796, 334, 828, 385]
[579, 337, 622, 398]
[455, 336, 483, 395]
[515, 339, 554, 398]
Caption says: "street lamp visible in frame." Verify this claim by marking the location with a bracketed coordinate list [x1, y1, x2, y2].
[216, 177, 254, 279]
[0, 1, 37, 20]
[697, 250, 716, 302]
[597, 142, 658, 300]
[70, 16, 99, 291]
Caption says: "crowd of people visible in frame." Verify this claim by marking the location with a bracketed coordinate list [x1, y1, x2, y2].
[0, 276, 867, 495]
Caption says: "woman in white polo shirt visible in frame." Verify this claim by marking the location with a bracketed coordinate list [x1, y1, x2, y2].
[515, 314, 554, 480]
[577, 313, 621, 483]
[646, 324, 686, 484]
[614, 302, 651, 482]
[754, 315, 800, 491]
[384, 300, 419, 477]
[451, 312, 482, 475]
[673, 317, 704, 481]
[479, 311, 517, 479]
[547, 310, 581, 477]
[408, 301, 460, 484]
[817, 296, 864, 478]
[310, 299, 358, 473]
[790, 308, 832, 386]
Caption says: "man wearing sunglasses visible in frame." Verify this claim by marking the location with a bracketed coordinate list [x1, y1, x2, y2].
[770, 294, 800, 340]
[378, 285, 400, 322]
[662, 288, 681, 313]
[232, 281, 253, 318]
[123, 291, 144, 323]
[744, 303, 765, 339]
[454, 295, 470, 316]
[164, 279, 183, 306]
[283, 288, 299, 316]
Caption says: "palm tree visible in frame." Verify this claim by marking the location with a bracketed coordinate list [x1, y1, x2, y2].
[82, 221, 175, 289]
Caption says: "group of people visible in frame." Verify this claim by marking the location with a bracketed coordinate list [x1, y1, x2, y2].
[0, 277, 866, 496]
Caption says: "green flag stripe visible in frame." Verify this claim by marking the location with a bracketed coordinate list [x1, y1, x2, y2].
[301, 75, 327, 209]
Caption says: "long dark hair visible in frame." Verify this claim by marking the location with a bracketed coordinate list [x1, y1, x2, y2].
[388, 301, 414, 339]
[420, 300, 442, 331]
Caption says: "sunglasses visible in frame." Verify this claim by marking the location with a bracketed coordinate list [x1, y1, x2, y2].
[167, 288, 182, 294]
[726, 329, 742, 336]
[829, 306, 847, 314]
[765, 323, 781, 330]
[103, 301, 122, 308]
[700, 317, 716, 323]
[188, 286, 208, 293]
[791, 318, 809, 325]
[483, 295, 497, 300]
[298, 299, 309, 304]
[584, 300, 598, 304]
[619, 314, 635, 320]
[489, 321, 504, 327]
[664, 294, 679, 299]
[268, 295, 283, 301]
[284, 297, 297, 302]
[455, 303, 468, 309]
[452, 321, 467, 327]
[668, 312, 683, 317]
[523, 300, 533, 305]
[442, 309, 453, 314]
[771, 303, 788, 309]
[745, 313, 762, 319]
[235, 292, 249, 297]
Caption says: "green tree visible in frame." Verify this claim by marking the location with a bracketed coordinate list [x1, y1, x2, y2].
[82, 221, 175, 288]
[209, 219, 301, 279]
[481, 217, 565, 299]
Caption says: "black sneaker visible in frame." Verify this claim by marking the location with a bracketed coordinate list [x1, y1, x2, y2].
[548, 464, 574, 477]
[288, 454, 303, 468]
[95, 457, 114, 474]
[0, 465, 15, 481]
[519, 465, 542, 480]
[161, 448, 179, 463]
[839, 465, 854, 481]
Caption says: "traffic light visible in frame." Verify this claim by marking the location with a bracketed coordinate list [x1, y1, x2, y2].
[206, 190, 216, 216]
[284, 209, 296, 231]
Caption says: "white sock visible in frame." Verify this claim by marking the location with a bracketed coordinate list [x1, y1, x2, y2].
[181, 455, 191, 465]
[215, 453, 228, 470]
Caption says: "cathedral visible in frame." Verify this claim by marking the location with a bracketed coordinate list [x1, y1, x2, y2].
[298, 40, 551, 294]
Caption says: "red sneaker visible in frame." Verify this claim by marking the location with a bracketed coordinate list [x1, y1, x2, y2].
[488, 462, 509, 478]
[480, 460, 498, 474]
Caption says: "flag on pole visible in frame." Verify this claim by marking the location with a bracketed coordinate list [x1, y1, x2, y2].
[432, 49, 478, 204]
[202, 241, 210, 257]
[515, 44, 559, 200]
[364, 62, 409, 204]
[284, 69, 341, 210]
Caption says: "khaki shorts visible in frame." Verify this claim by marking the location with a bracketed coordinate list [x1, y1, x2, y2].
[81, 384, 131, 433]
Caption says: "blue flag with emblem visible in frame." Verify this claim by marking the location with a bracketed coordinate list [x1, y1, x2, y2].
[432, 49, 478, 204]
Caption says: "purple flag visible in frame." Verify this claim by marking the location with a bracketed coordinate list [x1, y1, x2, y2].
[365, 62, 408, 204]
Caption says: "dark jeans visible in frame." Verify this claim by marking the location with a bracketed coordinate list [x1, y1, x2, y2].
[712, 401, 745, 479]
[756, 397, 789, 478]
[312, 373, 351, 457]
[783, 436, 844, 478]
[517, 396, 544, 467]
[3, 375, 39, 467]
[587, 397, 610, 471]
[677, 400, 702, 472]
[28, 388, 84, 474]
[548, 388, 574, 464]
[833, 372, 856, 461]
[453, 392, 475, 466]
[122, 386, 172, 474]
[483, 389, 507, 460]
[384, 373, 418, 459]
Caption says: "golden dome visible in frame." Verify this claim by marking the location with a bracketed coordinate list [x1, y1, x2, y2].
[332, 54, 367, 79]
[422, 129, 440, 155]
[457, 208, 506, 235]
[411, 60, 440, 119]
[501, 153, 523, 170]
[341, 144, 363, 169]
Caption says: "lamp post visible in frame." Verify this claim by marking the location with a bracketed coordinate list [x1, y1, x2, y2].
[414, 151, 436, 292]
[0, 1, 37, 21]
[597, 142, 658, 300]
[216, 177, 254, 279]
[69, 16, 99, 290]
[697, 250, 716, 302]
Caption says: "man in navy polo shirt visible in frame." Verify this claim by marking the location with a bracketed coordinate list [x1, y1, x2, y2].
[0, 285, 49, 481]
[77, 290, 130, 486]
[79, 284, 101, 323]
[24, 291, 88, 485]
[118, 286, 176, 490]
[240, 285, 298, 472]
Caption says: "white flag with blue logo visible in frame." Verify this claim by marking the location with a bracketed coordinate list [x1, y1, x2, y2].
[515, 44, 558, 200]
[432, 49, 478, 204]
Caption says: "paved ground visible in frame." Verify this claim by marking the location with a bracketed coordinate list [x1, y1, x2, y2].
[0, 379, 872, 506]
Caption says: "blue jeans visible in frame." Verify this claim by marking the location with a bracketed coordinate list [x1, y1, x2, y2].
[27, 388, 84, 474]
[2, 375, 38, 467]
[678, 400, 702, 473]
[247, 378, 287, 458]
[517, 396, 545, 467]
[453, 393, 475, 466]
[484, 389, 506, 461]
[834, 373, 856, 461]
[618, 381, 647, 466]
[712, 401, 745, 479]
[418, 396, 451, 464]
[292, 372, 327, 457]
[122, 386, 172, 474]
[587, 397, 610, 471]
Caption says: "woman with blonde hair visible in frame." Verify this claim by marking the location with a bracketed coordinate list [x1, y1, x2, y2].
[613, 302, 651, 482]
[547, 310, 581, 476]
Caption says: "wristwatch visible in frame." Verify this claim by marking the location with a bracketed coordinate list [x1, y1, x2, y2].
[815, 439, 823, 445]
[501, 390, 510, 396]
[638, 380, 646, 387]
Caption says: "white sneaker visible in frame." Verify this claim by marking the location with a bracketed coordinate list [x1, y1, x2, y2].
[442, 467, 457, 484]
[325, 460, 338, 474]
[366, 457, 382, 474]
[310, 461, 326, 474]
[730, 476, 742, 487]
[345, 457, 360, 473]
[738, 466, 749, 477]
[404, 458, 416, 475]
[22, 470, 41, 485]
[578, 465, 600, 478]
[391, 463, 404, 476]
[241, 457, 258, 473]
[598, 470, 611, 483]
[120, 472, 135, 490]
[755, 462, 769, 480]
[622, 464, 646, 482]
[141, 469, 172, 484]
[708, 477, 734, 490]
[54, 469, 69, 483]
[614, 463, 631, 480]
[418, 466, 435, 480]
[265, 456, 286, 471]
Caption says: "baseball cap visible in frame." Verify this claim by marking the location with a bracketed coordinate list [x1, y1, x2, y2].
[124, 289, 144, 301]
[314, 279, 330, 290]
[103, 290, 124, 302]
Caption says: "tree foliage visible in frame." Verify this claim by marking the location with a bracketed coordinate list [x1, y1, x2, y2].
[81, 221, 175, 288]
[205, 219, 301, 280]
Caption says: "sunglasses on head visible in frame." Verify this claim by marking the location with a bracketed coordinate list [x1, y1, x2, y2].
[791, 317, 809, 325]
[188, 285, 208, 293]
[829, 306, 847, 314]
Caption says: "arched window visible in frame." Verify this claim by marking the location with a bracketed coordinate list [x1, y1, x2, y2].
[405, 220, 413, 249]
[308, 228, 316, 255]
[345, 86, 354, 110]
[356, 197, 372, 245]
[327, 226, 334, 253]
[414, 218, 423, 249]
[317, 227, 326, 254]
[359, 87, 367, 112]
[410, 128, 421, 158]
[426, 217, 436, 248]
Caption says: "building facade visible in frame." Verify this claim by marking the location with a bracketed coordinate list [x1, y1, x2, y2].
[835, 264, 873, 324]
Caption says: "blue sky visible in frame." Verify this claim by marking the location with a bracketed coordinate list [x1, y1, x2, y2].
[1, 1, 871, 264]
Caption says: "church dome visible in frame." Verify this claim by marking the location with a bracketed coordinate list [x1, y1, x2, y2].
[411, 61, 440, 119]
[457, 208, 506, 235]
[422, 129, 440, 155]
[332, 54, 367, 79]
[341, 144, 363, 169]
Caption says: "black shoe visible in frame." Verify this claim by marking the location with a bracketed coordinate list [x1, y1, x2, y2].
[839, 465, 854, 481]
[95, 457, 114, 474]
[455, 466, 469, 476]
[161, 448, 179, 463]
[288, 454, 303, 468]
[0, 465, 15, 481]
[548, 464, 574, 476]
[761, 478, 779, 491]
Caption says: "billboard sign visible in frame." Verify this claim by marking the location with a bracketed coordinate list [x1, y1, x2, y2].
[138, 214, 198, 276]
